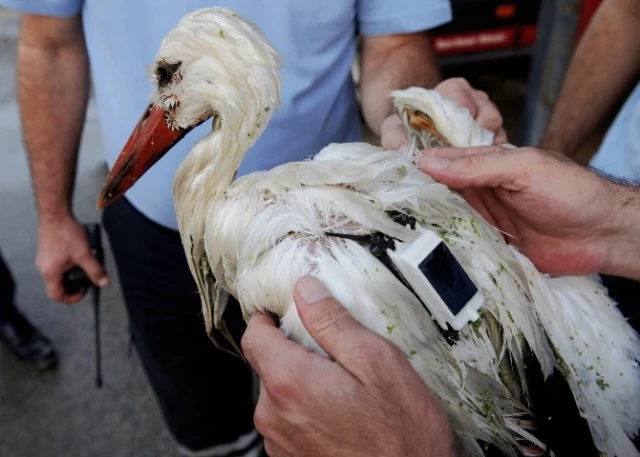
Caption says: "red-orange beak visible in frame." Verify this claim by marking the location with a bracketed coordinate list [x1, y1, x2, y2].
[96, 104, 206, 209]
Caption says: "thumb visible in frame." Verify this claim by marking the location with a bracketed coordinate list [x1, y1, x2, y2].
[77, 252, 110, 288]
[294, 276, 374, 363]
[380, 114, 409, 150]
[418, 146, 531, 191]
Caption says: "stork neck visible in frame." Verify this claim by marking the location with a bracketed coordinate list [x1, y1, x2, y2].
[171, 97, 275, 237]
[172, 118, 254, 232]
[178, 125, 244, 191]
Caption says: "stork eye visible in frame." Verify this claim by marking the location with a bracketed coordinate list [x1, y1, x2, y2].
[156, 61, 182, 87]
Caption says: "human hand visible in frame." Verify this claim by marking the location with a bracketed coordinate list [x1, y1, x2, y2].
[36, 216, 109, 304]
[242, 276, 457, 457]
[381, 77, 507, 150]
[418, 145, 640, 279]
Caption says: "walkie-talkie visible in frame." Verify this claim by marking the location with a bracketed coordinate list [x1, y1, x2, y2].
[62, 223, 105, 388]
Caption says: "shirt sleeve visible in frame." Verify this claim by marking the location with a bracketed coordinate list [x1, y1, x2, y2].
[0, 0, 83, 16]
[357, 0, 452, 36]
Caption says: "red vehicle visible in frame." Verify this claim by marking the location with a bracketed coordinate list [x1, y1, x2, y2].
[430, 0, 603, 59]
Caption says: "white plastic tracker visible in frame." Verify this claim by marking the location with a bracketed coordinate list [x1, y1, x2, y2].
[387, 229, 484, 331]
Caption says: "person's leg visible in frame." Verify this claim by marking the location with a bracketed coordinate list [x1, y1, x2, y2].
[0, 249, 17, 321]
[102, 197, 260, 456]
[0, 249, 57, 370]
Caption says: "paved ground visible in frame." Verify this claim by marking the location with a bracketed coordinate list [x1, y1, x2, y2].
[0, 9, 174, 457]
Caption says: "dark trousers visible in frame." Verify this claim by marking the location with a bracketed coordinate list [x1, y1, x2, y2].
[0, 250, 17, 322]
[102, 197, 258, 454]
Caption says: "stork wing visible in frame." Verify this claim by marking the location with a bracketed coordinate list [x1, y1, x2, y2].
[189, 236, 245, 360]
[393, 87, 495, 149]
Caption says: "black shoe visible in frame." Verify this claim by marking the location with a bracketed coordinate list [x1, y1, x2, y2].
[0, 308, 57, 371]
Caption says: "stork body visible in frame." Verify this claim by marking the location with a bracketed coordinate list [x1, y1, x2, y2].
[98, 8, 640, 457]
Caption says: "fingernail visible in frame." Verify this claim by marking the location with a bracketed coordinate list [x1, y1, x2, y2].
[420, 155, 449, 170]
[296, 276, 331, 304]
[98, 277, 110, 288]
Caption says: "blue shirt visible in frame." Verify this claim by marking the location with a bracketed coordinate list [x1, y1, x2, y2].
[2, 0, 452, 230]
[589, 81, 640, 180]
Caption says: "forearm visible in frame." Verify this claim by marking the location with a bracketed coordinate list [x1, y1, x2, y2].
[360, 32, 441, 136]
[540, 0, 640, 156]
[603, 182, 640, 281]
[18, 14, 89, 224]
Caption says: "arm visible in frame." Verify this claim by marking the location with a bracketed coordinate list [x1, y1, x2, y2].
[419, 145, 640, 281]
[19, 14, 88, 223]
[540, 0, 640, 156]
[18, 14, 109, 303]
[604, 183, 640, 280]
[359, 32, 442, 136]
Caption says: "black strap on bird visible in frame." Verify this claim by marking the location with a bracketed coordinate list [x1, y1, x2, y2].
[324, 210, 460, 345]
[62, 223, 104, 388]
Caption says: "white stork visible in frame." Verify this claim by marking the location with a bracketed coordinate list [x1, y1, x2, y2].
[97, 8, 640, 457]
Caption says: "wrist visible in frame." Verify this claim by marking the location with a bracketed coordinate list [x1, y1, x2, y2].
[38, 207, 74, 227]
[601, 183, 640, 280]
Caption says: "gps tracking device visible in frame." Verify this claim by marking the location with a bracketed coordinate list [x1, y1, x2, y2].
[387, 229, 484, 331]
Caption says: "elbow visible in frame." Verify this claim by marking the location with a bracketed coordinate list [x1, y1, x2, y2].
[19, 13, 86, 53]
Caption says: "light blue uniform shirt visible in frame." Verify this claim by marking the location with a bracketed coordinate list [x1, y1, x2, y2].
[2, 0, 452, 230]
[589, 81, 640, 180]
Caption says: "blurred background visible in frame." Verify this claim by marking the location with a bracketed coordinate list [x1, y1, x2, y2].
[0, 1, 618, 456]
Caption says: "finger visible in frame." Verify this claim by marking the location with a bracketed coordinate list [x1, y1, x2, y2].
[241, 312, 306, 379]
[76, 252, 110, 288]
[40, 263, 85, 304]
[435, 78, 478, 117]
[263, 440, 288, 457]
[293, 276, 367, 356]
[418, 148, 534, 191]
[293, 276, 398, 380]
[470, 90, 503, 133]
[451, 90, 477, 117]
[253, 382, 298, 457]
[380, 114, 408, 150]
[253, 386, 276, 439]
[493, 127, 509, 145]
[442, 88, 477, 117]
[420, 145, 506, 160]
[45, 280, 84, 305]
[258, 378, 267, 400]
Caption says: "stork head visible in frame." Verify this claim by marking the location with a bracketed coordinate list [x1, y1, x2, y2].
[97, 7, 282, 209]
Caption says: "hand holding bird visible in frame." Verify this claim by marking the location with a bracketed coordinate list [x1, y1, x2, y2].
[419, 145, 640, 279]
[243, 275, 457, 457]
[380, 77, 507, 150]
